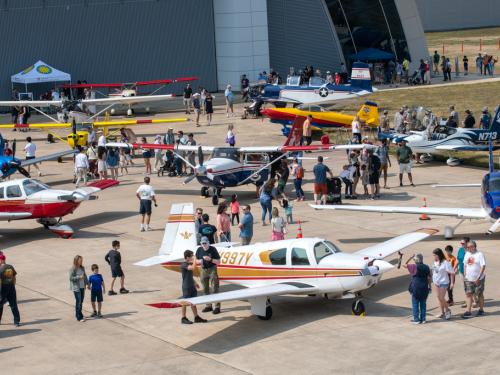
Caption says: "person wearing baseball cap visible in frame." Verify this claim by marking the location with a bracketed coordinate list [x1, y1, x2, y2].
[195, 236, 221, 314]
[0, 252, 21, 326]
[402, 252, 431, 324]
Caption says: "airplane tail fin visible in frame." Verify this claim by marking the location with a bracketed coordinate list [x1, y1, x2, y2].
[490, 105, 500, 132]
[135, 203, 196, 267]
[350, 62, 372, 92]
[284, 116, 305, 146]
[357, 101, 379, 127]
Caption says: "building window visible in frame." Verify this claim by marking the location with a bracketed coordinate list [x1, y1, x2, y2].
[325, 0, 410, 64]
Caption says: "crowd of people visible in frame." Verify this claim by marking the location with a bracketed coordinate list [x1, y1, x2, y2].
[403, 238, 486, 324]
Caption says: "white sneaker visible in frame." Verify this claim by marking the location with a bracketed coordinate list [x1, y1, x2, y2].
[146, 225, 152, 231]
[445, 310, 452, 320]
[140, 226, 145, 232]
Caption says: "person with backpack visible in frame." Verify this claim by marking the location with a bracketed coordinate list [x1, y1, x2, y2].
[403, 253, 431, 324]
[479, 107, 492, 129]
[291, 158, 305, 201]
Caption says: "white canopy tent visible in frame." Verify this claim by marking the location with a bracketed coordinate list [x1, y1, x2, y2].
[11, 60, 71, 97]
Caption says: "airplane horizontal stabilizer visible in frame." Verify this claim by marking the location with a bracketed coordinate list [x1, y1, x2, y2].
[134, 255, 173, 267]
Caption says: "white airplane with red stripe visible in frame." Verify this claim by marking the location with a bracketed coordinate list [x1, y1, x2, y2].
[137, 203, 438, 319]
[0, 178, 118, 238]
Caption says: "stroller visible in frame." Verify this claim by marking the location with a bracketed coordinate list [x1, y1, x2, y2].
[407, 70, 421, 85]
[242, 97, 264, 119]
[326, 177, 342, 204]
[157, 150, 177, 177]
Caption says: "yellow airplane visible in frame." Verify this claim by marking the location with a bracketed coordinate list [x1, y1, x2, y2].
[137, 203, 437, 319]
[262, 101, 379, 132]
[0, 117, 188, 148]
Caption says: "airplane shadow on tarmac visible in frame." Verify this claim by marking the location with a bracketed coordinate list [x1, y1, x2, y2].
[0, 328, 41, 339]
[187, 275, 411, 354]
[0, 346, 23, 354]
[0, 211, 136, 247]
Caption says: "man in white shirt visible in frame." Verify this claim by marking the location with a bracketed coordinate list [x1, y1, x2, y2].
[75, 147, 89, 187]
[97, 130, 106, 149]
[463, 240, 486, 318]
[24, 137, 41, 176]
[136, 176, 157, 232]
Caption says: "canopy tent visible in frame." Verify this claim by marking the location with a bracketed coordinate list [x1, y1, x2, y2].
[349, 48, 395, 61]
[11, 60, 71, 96]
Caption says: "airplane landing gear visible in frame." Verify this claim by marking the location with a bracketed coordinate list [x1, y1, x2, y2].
[201, 186, 209, 197]
[212, 195, 219, 206]
[257, 305, 273, 320]
[446, 156, 462, 166]
[127, 108, 134, 116]
[351, 299, 366, 316]
[444, 219, 464, 239]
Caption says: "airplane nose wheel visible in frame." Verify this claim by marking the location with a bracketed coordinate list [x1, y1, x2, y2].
[351, 300, 366, 316]
[212, 195, 219, 206]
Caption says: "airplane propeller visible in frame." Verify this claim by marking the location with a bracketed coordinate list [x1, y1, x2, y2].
[9, 139, 31, 178]
[237, 152, 289, 186]
[183, 146, 206, 185]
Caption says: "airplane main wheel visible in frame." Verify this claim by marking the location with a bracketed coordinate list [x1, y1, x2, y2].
[212, 195, 219, 206]
[127, 108, 133, 116]
[258, 306, 273, 320]
[352, 300, 366, 316]
[201, 186, 209, 197]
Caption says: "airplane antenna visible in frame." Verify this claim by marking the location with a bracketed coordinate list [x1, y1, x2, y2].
[489, 136, 494, 173]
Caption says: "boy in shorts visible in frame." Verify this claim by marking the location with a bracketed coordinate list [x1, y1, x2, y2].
[181, 250, 207, 324]
[105, 240, 129, 295]
[88, 264, 105, 318]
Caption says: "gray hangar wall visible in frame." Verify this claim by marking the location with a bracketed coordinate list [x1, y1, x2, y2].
[267, 0, 344, 78]
[0, 0, 218, 99]
[416, 0, 500, 31]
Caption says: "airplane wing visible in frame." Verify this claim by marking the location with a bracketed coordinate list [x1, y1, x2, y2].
[436, 145, 500, 151]
[0, 100, 62, 107]
[81, 94, 174, 106]
[354, 228, 438, 260]
[239, 144, 375, 153]
[148, 282, 319, 309]
[20, 149, 75, 167]
[309, 204, 489, 220]
[91, 118, 188, 128]
[432, 183, 482, 188]
[0, 123, 72, 129]
[0, 212, 32, 221]
[105, 142, 215, 153]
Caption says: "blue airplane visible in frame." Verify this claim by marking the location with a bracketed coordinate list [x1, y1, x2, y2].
[0, 134, 74, 179]
[256, 62, 375, 106]
[311, 139, 500, 239]
[378, 106, 500, 165]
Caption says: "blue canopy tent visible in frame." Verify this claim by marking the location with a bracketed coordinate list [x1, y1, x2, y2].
[349, 48, 395, 61]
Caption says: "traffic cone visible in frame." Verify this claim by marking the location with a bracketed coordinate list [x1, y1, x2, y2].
[419, 197, 431, 220]
[296, 219, 303, 238]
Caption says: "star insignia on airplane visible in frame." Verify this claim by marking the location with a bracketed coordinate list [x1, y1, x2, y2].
[319, 87, 329, 97]
[179, 231, 193, 240]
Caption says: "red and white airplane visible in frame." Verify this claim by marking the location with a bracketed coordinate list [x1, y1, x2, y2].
[0, 178, 118, 238]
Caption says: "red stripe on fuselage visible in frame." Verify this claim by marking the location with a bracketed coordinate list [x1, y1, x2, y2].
[0, 201, 80, 219]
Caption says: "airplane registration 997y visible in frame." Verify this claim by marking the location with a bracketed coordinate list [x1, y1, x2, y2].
[136, 203, 437, 319]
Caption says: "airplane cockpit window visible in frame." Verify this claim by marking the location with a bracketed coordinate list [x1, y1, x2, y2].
[291, 248, 310, 266]
[22, 179, 49, 196]
[309, 77, 326, 87]
[0, 187, 4, 199]
[287, 76, 300, 86]
[309, 105, 323, 112]
[269, 248, 287, 265]
[314, 242, 334, 263]
[489, 177, 500, 192]
[212, 148, 240, 161]
[324, 241, 341, 253]
[6, 185, 22, 198]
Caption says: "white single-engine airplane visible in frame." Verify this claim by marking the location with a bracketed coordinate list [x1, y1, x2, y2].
[310, 142, 500, 239]
[137, 203, 437, 319]
[0, 178, 118, 238]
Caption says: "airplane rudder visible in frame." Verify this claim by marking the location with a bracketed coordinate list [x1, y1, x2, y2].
[158, 203, 196, 258]
[491, 105, 500, 131]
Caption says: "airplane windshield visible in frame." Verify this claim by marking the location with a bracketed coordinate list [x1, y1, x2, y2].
[309, 77, 326, 87]
[489, 177, 500, 192]
[212, 148, 240, 161]
[22, 179, 49, 196]
[314, 241, 341, 263]
[286, 76, 300, 86]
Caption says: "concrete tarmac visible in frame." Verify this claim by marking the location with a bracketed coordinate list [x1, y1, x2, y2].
[0, 103, 499, 374]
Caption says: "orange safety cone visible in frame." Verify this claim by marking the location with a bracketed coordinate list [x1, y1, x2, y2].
[296, 219, 303, 238]
[419, 197, 431, 221]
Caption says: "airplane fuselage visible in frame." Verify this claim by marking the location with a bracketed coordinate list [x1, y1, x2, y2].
[482, 172, 500, 220]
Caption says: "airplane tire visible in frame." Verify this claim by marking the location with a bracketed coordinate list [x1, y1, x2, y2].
[212, 195, 219, 206]
[352, 300, 366, 316]
[201, 187, 209, 197]
[258, 306, 273, 320]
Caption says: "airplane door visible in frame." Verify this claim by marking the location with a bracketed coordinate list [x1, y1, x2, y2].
[287, 246, 317, 282]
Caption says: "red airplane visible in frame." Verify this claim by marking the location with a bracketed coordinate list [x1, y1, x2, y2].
[0, 178, 118, 238]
